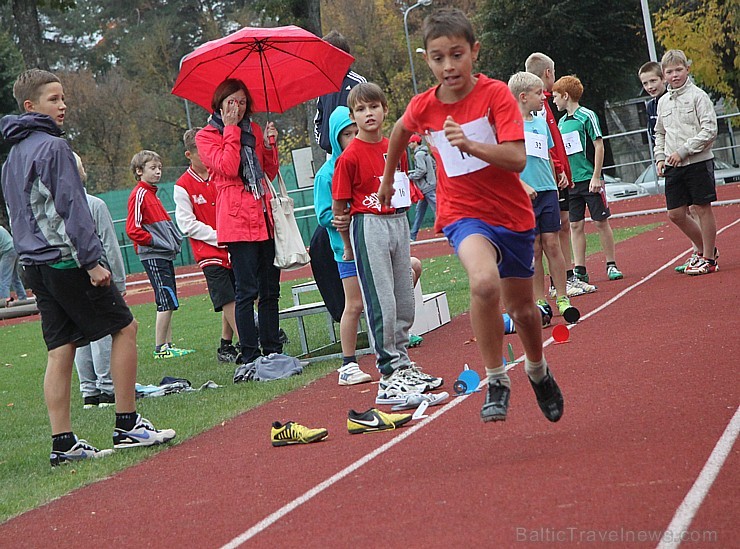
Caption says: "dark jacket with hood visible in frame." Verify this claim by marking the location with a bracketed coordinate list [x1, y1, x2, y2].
[0, 113, 102, 270]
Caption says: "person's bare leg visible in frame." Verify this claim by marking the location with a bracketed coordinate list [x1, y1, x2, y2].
[594, 219, 617, 264]
[502, 278, 543, 363]
[45, 343, 76, 435]
[570, 220, 587, 268]
[155, 310, 173, 347]
[339, 276, 363, 358]
[410, 256, 422, 287]
[110, 320, 138, 413]
[541, 232, 568, 298]
[533, 235, 545, 300]
[667, 206, 704, 252]
[691, 203, 717, 258]
[222, 301, 238, 341]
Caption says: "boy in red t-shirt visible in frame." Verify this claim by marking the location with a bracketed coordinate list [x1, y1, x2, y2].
[380, 8, 564, 423]
[332, 83, 445, 416]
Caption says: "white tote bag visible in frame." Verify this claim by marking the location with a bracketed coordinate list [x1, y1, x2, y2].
[268, 172, 310, 270]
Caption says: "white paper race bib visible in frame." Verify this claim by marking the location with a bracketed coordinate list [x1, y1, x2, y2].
[390, 171, 411, 209]
[524, 131, 549, 159]
[428, 116, 497, 177]
[561, 130, 583, 155]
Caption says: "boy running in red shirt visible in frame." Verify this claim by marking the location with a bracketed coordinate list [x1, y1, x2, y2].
[380, 8, 564, 422]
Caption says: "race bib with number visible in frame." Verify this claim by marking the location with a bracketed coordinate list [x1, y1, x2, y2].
[428, 116, 498, 177]
[524, 131, 549, 159]
[561, 130, 583, 155]
[390, 171, 411, 209]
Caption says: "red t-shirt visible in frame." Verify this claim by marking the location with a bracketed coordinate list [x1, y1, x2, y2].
[403, 74, 534, 233]
[332, 137, 408, 216]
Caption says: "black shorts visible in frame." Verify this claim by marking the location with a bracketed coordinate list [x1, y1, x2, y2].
[141, 258, 178, 312]
[21, 264, 134, 351]
[202, 265, 236, 312]
[532, 190, 561, 234]
[569, 180, 611, 222]
[558, 186, 570, 212]
[664, 160, 716, 210]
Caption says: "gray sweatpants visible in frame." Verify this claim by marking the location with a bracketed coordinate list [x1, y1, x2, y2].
[74, 335, 114, 397]
[350, 212, 415, 376]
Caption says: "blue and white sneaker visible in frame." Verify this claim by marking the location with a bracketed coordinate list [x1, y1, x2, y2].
[113, 414, 176, 449]
[50, 437, 114, 467]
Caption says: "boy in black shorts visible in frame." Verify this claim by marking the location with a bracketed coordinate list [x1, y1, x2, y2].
[0, 69, 175, 466]
[553, 75, 624, 283]
[174, 128, 240, 362]
[126, 150, 194, 359]
[654, 50, 719, 275]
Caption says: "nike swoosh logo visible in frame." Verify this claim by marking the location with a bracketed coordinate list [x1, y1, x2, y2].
[134, 431, 150, 439]
[354, 416, 381, 427]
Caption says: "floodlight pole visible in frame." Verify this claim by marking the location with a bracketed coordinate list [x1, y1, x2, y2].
[403, 0, 432, 95]
[640, 0, 658, 62]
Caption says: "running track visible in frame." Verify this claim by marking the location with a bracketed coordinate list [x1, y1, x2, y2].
[2, 192, 738, 548]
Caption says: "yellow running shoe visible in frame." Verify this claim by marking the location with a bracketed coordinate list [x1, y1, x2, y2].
[271, 421, 328, 446]
[347, 408, 412, 434]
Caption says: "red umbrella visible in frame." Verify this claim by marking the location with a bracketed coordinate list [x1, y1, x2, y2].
[171, 25, 355, 114]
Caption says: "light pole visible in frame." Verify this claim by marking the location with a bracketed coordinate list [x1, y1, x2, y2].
[640, 0, 658, 62]
[403, 0, 432, 95]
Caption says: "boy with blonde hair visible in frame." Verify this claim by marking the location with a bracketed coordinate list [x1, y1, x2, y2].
[333, 83, 445, 424]
[525, 52, 597, 297]
[1, 69, 175, 465]
[552, 75, 624, 283]
[380, 8, 564, 423]
[126, 149, 193, 358]
[508, 72, 578, 324]
[653, 49, 719, 275]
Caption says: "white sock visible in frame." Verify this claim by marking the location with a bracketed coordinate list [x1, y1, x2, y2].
[485, 365, 510, 389]
[525, 357, 548, 383]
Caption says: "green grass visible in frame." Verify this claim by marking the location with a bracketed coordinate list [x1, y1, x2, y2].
[0, 222, 660, 522]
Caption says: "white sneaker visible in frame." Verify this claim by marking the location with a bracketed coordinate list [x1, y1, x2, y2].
[50, 437, 114, 467]
[405, 363, 444, 391]
[376, 369, 425, 405]
[113, 414, 177, 449]
[338, 362, 372, 385]
[566, 275, 597, 297]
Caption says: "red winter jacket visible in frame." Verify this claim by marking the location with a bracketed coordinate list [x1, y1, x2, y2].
[126, 180, 183, 260]
[195, 122, 280, 244]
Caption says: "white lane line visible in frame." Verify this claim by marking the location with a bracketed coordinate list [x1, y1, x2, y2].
[222, 215, 740, 548]
[656, 406, 740, 549]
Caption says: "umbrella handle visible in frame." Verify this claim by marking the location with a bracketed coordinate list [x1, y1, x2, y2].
[269, 135, 278, 164]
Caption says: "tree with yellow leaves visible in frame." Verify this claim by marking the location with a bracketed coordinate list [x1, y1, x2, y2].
[654, 0, 739, 106]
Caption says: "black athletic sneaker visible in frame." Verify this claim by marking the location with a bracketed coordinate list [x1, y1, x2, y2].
[97, 393, 116, 407]
[50, 438, 113, 466]
[217, 343, 239, 363]
[481, 380, 510, 422]
[83, 395, 99, 409]
[528, 371, 564, 422]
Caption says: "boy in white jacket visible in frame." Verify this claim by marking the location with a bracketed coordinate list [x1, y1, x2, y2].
[654, 49, 719, 275]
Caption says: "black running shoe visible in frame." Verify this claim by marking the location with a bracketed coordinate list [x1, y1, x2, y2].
[217, 343, 239, 363]
[528, 371, 564, 422]
[481, 380, 510, 422]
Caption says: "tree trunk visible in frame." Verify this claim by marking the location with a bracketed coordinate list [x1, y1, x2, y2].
[12, 0, 48, 70]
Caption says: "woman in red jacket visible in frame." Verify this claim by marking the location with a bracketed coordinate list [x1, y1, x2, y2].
[196, 79, 282, 365]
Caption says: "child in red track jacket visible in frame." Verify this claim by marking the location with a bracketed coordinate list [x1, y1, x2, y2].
[126, 149, 193, 359]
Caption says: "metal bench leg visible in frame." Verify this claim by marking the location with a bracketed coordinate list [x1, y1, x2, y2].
[297, 316, 309, 355]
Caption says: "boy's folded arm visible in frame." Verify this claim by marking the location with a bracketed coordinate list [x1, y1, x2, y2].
[680, 96, 718, 158]
[173, 186, 218, 246]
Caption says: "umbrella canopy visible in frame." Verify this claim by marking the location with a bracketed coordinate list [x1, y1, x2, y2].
[171, 25, 355, 114]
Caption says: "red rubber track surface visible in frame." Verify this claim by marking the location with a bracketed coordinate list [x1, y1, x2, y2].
[1, 188, 738, 547]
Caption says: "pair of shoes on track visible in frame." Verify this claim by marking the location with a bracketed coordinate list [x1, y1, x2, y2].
[271, 409, 414, 442]
[480, 371, 564, 424]
[376, 364, 444, 407]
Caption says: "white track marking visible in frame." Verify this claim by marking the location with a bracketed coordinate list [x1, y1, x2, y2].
[656, 406, 740, 549]
[222, 215, 740, 548]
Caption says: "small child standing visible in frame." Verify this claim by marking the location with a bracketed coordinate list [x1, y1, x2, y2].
[126, 150, 193, 359]
[332, 83, 443, 409]
[653, 50, 719, 275]
[73, 152, 125, 409]
[552, 75, 624, 283]
[508, 72, 578, 324]
[174, 128, 240, 363]
[380, 8, 563, 423]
